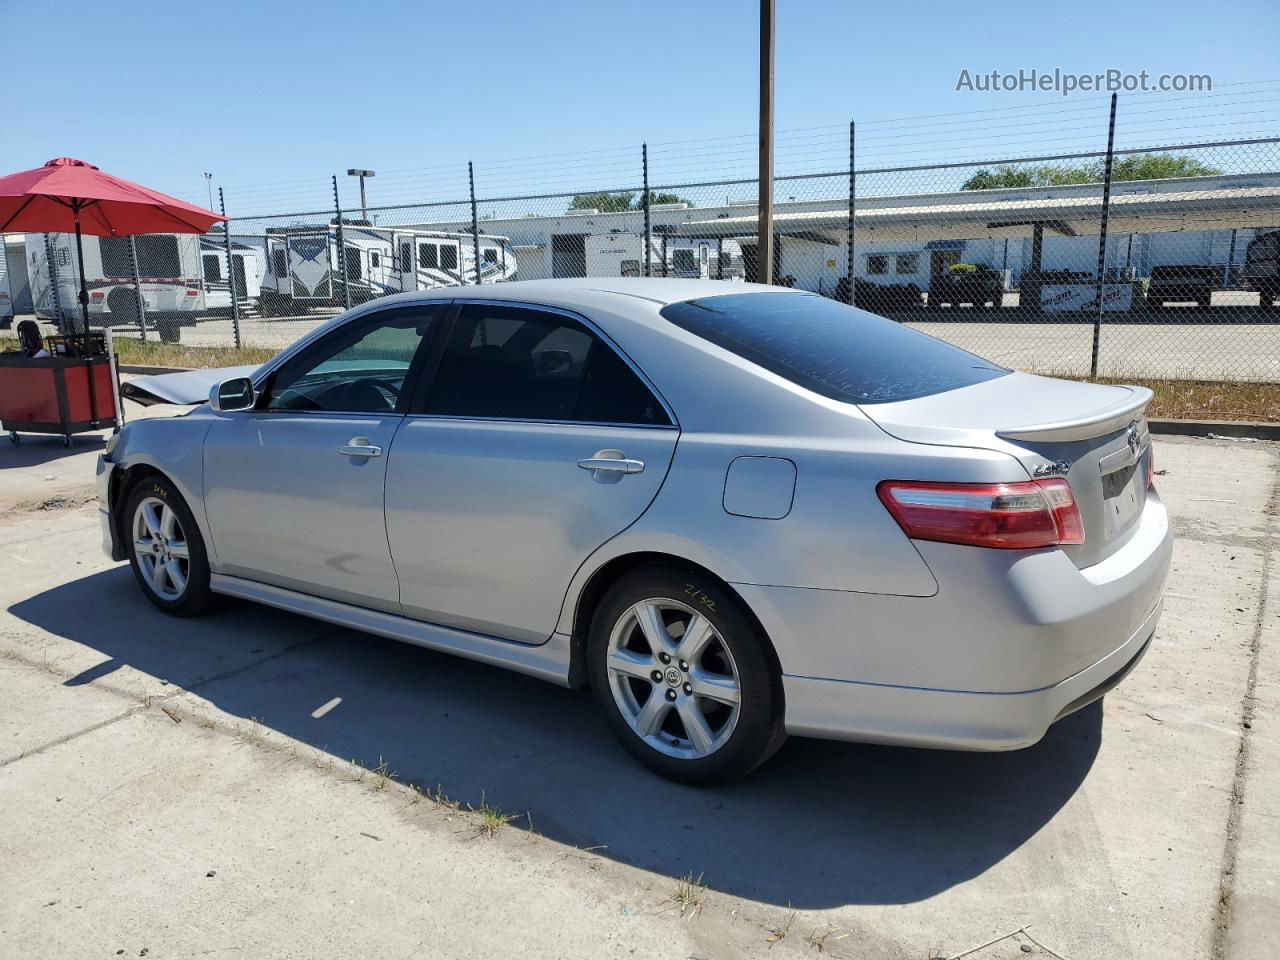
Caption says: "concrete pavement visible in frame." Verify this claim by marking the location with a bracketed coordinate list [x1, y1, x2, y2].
[0, 435, 1276, 958]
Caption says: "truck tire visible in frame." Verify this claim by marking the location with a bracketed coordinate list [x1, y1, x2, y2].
[107, 287, 139, 327]
[157, 318, 181, 343]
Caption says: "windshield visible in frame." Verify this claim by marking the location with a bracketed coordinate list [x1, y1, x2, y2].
[660, 291, 1008, 405]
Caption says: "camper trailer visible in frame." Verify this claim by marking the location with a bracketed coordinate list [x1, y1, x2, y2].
[28, 232, 224, 341]
[254, 225, 516, 315]
[581, 232, 745, 280]
[199, 238, 264, 316]
[0, 249, 13, 325]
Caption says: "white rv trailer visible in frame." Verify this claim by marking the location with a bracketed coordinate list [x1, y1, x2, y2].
[198, 237, 263, 315]
[27, 232, 258, 341]
[253, 225, 516, 315]
[582, 232, 746, 280]
[0, 247, 12, 324]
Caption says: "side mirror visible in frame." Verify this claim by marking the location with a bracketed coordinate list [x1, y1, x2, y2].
[209, 377, 255, 412]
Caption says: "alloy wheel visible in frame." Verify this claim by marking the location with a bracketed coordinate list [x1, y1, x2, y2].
[605, 598, 742, 760]
[132, 496, 190, 601]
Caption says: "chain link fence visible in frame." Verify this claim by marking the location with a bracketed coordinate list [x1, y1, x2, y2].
[17, 120, 1280, 388]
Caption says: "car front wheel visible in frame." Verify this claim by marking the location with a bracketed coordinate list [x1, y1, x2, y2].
[588, 566, 785, 785]
[124, 476, 214, 616]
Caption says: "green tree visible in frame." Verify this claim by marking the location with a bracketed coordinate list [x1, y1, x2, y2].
[1108, 153, 1220, 181]
[569, 191, 635, 212]
[961, 153, 1220, 190]
[636, 191, 693, 208]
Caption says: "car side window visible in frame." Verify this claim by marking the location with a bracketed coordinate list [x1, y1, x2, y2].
[265, 306, 445, 414]
[422, 304, 670, 425]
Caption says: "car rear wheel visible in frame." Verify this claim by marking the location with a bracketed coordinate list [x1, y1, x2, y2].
[588, 566, 785, 785]
[124, 476, 214, 616]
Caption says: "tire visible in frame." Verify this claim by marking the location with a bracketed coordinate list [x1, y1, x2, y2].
[107, 287, 139, 327]
[587, 565, 785, 785]
[156, 318, 181, 343]
[123, 475, 214, 616]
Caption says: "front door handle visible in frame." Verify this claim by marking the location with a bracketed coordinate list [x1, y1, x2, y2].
[578, 449, 644, 484]
[339, 436, 383, 458]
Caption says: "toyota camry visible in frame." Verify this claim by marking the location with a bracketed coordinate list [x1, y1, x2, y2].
[101, 279, 1171, 784]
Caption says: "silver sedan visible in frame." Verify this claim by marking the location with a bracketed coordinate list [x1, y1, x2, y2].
[100, 279, 1172, 784]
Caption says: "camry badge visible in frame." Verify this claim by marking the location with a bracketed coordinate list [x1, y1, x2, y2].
[1033, 460, 1073, 478]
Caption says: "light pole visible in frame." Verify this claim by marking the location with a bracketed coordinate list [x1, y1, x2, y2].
[347, 168, 375, 222]
[203, 172, 214, 211]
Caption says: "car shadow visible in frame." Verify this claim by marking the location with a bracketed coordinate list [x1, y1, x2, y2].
[3, 431, 106, 462]
[10, 567, 1101, 909]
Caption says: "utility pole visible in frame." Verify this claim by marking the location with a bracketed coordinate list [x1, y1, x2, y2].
[347, 168, 376, 222]
[1090, 93, 1118, 380]
[757, 0, 775, 285]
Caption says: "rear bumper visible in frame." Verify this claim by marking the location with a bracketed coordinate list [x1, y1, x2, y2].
[736, 487, 1172, 750]
[781, 595, 1160, 750]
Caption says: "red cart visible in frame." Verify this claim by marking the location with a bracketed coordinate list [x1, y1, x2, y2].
[0, 346, 119, 447]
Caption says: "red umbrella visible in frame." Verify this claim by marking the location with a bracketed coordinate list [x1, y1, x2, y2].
[0, 157, 226, 331]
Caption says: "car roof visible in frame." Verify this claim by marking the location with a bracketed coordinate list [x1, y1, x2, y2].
[371, 277, 803, 313]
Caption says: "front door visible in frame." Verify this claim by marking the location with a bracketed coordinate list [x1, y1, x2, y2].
[385, 302, 678, 643]
[203, 303, 447, 611]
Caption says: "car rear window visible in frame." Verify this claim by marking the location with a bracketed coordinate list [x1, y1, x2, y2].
[659, 292, 1008, 404]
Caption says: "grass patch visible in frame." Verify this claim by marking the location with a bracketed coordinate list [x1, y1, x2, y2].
[1095, 377, 1280, 422]
[665, 871, 707, 919]
[111, 338, 277, 369]
[5, 332, 1275, 420]
[469, 793, 516, 838]
[0, 332, 276, 370]
[765, 910, 797, 946]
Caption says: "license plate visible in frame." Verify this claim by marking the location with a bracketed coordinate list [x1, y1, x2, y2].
[1101, 463, 1143, 538]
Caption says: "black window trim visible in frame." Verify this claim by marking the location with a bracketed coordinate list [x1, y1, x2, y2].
[404, 298, 678, 430]
[252, 302, 453, 417]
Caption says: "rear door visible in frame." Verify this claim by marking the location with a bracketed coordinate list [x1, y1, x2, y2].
[385, 301, 678, 643]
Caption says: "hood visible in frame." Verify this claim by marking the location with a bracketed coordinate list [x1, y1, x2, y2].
[121, 365, 261, 406]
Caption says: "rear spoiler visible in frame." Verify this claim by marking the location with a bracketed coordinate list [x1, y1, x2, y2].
[995, 385, 1153, 443]
[121, 364, 261, 406]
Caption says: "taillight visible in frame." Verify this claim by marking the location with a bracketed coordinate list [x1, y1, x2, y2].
[185, 289, 199, 297]
[90, 291, 104, 301]
[877, 478, 1085, 549]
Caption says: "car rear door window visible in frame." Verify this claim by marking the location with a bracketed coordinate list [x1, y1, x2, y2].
[422, 304, 670, 425]
[660, 291, 1007, 404]
[265, 305, 445, 414]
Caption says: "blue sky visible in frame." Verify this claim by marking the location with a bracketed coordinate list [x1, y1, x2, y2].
[4, 0, 1277, 214]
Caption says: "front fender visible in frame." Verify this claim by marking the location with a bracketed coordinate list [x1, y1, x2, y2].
[107, 413, 217, 565]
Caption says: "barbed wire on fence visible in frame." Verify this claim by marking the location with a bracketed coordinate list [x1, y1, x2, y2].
[17, 94, 1280, 389]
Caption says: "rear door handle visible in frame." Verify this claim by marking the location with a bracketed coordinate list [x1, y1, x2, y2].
[339, 436, 383, 458]
[578, 449, 645, 484]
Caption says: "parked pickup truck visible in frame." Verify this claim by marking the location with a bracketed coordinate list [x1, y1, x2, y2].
[1145, 265, 1220, 308]
[927, 264, 1004, 309]
[1243, 230, 1280, 307]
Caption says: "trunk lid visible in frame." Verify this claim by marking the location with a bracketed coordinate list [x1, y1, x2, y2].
[862, 372, 1153, 567]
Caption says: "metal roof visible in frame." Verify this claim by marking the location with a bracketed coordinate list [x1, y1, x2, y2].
[676, 178, 1280, 245]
